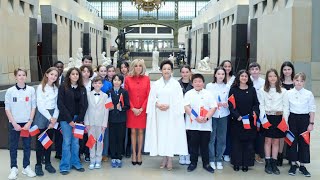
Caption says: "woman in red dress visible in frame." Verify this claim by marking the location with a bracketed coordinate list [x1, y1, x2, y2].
[124, 59, 150, 165]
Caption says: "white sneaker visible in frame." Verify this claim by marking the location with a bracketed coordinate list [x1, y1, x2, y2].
[179, 155, 186, 165]
[22, 166, 36, 177]
[185, 154, 191, 165]
[8, 167, 18, 180]
[223, 155, 230, 162]
[216, 162, 223, 170]
[95, 163, 101, 169]
[210, 162, 216, 169]
[89, 163, 95, 170]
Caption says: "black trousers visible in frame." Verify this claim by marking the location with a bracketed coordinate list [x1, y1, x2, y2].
[79, 133, 90, 157]
[36, 129, 54, 165]
[187, 130, 210, 166]
[54, 128, 62, 156]
[287, 113, 310, 163]
[231, 138, 255, 167]
[109, 122, 126, 159]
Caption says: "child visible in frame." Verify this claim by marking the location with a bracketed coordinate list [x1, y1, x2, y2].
[249, 62, 265, 164]
[108, 74, 130, 168]
[54, 61, 65, 85]
[82, 55, 97, 79]
[178, 65, 193, 165]
[33, 67, 60, 176]
[106, 65, 116, 82]
[84, 77, 109, 170]
[5, 68, 37, 179]
[286, 72, 315, 177]
[228, 70, 260, 172]
[97, 65, 112, 94]
[58, 67, 88, 175]
[259, 69, 288, 175]
[184, 74, 217, 173]
[206, 67, 230, 170]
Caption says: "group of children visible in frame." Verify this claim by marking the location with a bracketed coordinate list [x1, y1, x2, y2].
[4, 57, 315, 179]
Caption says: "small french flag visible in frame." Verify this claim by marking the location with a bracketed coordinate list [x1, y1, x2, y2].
[29, 125, 40, 137]
[284, 130, 295, 146]
[98, 133, 103, 143]
[218, 95, 222, 102]
[257, 118, 261, 131]
[105, 94, 113, 109]
[73, 124, 86, 139]
[38, 133, 53, 150]
[190, 108, 199, 123]
[261, 114, 272, 129]
[242, 115, 251, 129]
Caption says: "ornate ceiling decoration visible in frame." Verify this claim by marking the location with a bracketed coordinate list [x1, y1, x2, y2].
[132, 0, 165, 12]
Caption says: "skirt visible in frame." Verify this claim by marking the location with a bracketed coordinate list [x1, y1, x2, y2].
[261, 115, 285, 138]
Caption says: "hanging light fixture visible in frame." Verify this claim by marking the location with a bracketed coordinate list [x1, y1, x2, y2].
[132, 0, 165, 12]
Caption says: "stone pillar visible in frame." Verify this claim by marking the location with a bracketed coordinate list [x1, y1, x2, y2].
[173, 29, 179, 48]
[83, 22, 91, 56]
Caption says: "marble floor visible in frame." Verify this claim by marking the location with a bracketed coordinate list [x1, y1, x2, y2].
[1, 97, 319, 180]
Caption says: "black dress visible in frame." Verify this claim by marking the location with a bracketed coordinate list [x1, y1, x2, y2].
[282, 83, 294, 91]
[228, 86, 260, 167]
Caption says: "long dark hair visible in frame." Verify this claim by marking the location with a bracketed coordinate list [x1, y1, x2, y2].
[212, 66, 227, 84]
[64, 67, 83, 89]
[280, 61, 295, 82]
[264, 68, 282, 93]
[232, 69, 253, 88]
[220, 60, 233, 76]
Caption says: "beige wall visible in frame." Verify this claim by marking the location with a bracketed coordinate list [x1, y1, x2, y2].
[71, 21, 83, 61]
[56, 14, 70, 63]
[209, 22, 219, 67]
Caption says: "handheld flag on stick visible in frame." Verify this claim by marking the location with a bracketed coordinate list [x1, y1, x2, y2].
[257, 118, 261, 131]
[300, 131, 310, 145]
[200, 106, 209, 117]
[190, 108, 199, 123]
[261, 114, 272, 129]
[105, 94, 113, 109]
[253, 112, 257, 127]
[228, 94, 236, 109]
[284, 130, 295, 146]
[73, 123, 85, 139]
[277, 118, 288, 132]
[20, 129, 30, 137]
[98, 133, 103, 143]
[38, 133, 53, 150]
[242, 115, 251, 129]
[29, 125, 40, 137]
[86, 134, 96, 149]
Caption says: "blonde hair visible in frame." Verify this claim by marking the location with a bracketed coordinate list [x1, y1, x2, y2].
[14, 68, 27, 76]
[294, 72, 306, 81]
[129, 59, 146, 76]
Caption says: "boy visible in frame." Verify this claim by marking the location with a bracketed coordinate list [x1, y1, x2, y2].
[84, 77, 109, 170]
[53, 61, 64, 85]
[249, 62, 265, 164]
[82, 55, 97, 80]
[5, 68, 37, 179]
[184, 74, 217, 173]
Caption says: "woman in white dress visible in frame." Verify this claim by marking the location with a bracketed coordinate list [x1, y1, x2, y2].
[145, 60, 188, 171]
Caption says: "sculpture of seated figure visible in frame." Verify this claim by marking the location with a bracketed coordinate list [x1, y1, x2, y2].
[63, 58, 75, 73]
[197, 57, 212, 72]
[152, 48, 160, 71]
[102, 51, 112, 66]
[113, 50, 119, 67]
[168, 54, 176, 67]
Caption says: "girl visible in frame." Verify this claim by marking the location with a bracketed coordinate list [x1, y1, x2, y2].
[106, 65, 116, 82]
[33, 67, 60, 176]
[58, 67, 88, 175]
[206, 67, 230, 170]
[178, 65, 193, 165]
[259, 69, 288, 175]
[286, 72, 315, 177]
[97, 65, 112, 94]
[228, 70, 259, 172]
[108, 74, 130, 168]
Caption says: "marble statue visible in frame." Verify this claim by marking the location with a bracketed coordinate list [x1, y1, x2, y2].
[113, 50, 119, 67]
[152, 48, 160, 71]
[76, 48, 83, 61]
[168, 54, 176, 67]
[197, 57, 212, 72]
[101, 51, 112, 66]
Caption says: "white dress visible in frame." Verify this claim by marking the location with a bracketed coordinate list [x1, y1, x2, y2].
[144, 77, 188, 157]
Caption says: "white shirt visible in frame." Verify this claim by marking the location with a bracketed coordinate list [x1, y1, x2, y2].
[184, 89, 217, 131]
[227, 75, 236, 87]
[206, 83, 230, 118]
[90, 72, 98, 80]
[287, 88, 316, 115]
[93, 91, 101, 104]
[84, 79, 92, 93]
[251, 76, 265, 102]
[259, 87, 289, 122]
[36, 84, 59, 120]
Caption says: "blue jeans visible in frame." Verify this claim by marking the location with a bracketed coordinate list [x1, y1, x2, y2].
[209, 116, 228, 162]
[59, 121, 83, 172]
[224, 116, 231, 156]
[102, 128, 109, 156]
[9, 123, 31, 169]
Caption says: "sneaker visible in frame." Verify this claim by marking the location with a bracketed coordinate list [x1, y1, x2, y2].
[95, 163, 101, 169]
[88, 163, 95, 170]
[223, 155, 230, 162]
[299, 166, 311, 177]
[45, 164, 56, 174]
[22, 166, 36, 177]
[116, 159, 122, 168]
[8, 167, 18, 180]
[255, 154, 264, 164]
[35, 164, 44, 176]
[185, 155, 191, 165]
[288, 165, 298, 176]
[210, 162, 216, 169]
[216, 162, 223, 170]
[179, 155, 186, 165]
[111, 159, 117, 168]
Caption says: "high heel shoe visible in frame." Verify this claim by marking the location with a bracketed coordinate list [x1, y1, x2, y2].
[137, 153, 142, 166]
[132, 161, 137, 165]
[160, 157, 168, 169]
[137, 161, 142, 165]
[132, 154, 137, 166]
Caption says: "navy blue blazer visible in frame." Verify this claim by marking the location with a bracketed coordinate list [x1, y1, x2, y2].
[107, 87, 130, 123]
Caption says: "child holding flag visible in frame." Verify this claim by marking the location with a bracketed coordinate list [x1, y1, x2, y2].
[286, 72, 316, 177]
[33, 67, 60, 176]
[228, 70, 260, 172]
[58, 67, 88, 175]
[84, 76, 110, 170]
[206, 67, 230, 170]
[107, 74, 130, 168]
[184, 74, 217, 173]
[5, 68, 37, 179]
[259, 69, 288, 175]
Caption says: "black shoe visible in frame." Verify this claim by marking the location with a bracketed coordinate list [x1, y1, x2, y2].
[45, 164, 56, 173]
[242, 166, 248, 172]
[265, 159, 273, 174]
[84, 156, 90, 162]
[125, 154, 131, 158]
[137, 161, 142, 165]
[299, 166, 311, 177]
[233, 165, 240, 171]
[75, 167, 85, 172]
[60, 171, 69, 175]
[35, 164, 44, 176]
[288, 165, 298, 176]
[203, 164, 214, 173]
[187, 164, 197, 172]
[271, 159, 280, 175]
[55, 155, 62, 160]
[132, 161, 137, 165]
[277, 153, 283, 166]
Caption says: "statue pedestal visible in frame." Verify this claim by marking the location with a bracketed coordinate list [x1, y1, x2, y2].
[173, 68, 181, 77]
[148, 71, 162, 81]
[192, 69, 214, 85]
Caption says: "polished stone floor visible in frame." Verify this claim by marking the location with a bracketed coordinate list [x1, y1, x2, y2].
[1, 101, 319, 180]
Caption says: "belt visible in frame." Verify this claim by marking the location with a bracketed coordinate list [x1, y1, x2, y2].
[266, 111, 283, 115]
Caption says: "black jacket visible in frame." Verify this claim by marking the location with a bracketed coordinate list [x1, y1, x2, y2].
[178, 78, 193, 95]
[107, 88, 130, 123]
[57, 85, 88, 123]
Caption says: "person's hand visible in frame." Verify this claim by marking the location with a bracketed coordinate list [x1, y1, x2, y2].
[22, 121, 32, 130]
[86, 125, 91, 131]
[196, 116, 205, 123]
[116, 103, 121, 110]
[48, 123, 54, 129]
[12, 122, 21, 131]
[50, 118, 57, 125]
[69, 121, 75, 128]
[307, 124, 314, 132]
[132, 108, 140, 116]
[222, 102, 228, 108]
[102, 127, 106, 131]
[138, 108, 143, 115]
[237, 116, 242, 121]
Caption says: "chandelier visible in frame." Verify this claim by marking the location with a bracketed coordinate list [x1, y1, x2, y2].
[132, 0, 165, 12]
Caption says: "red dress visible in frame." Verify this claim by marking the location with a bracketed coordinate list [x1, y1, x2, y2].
[124, 75, 150, 129]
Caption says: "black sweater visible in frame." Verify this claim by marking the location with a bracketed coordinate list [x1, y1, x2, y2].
[107, 88, 130, 123]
